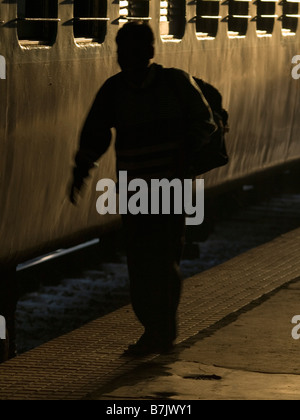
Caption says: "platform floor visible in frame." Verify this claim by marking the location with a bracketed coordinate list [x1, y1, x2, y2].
[0, 227, 300, 400]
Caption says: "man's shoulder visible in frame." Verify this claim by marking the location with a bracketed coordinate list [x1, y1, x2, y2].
[100, 72, 122, 90]
[94, 72, 123, 100]
[162, 67, 200, 94]
[163, 66, 191, 81]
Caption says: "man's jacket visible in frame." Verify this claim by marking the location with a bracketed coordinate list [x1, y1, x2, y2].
[74, 63, 215, 183]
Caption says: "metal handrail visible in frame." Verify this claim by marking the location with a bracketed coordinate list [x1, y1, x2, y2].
[278, 13, 300, 17]
[18, 18, 61, 22]
[230, 14, 252, 17]
[120, 16, 152, 20]
[192, 15, 222, 19]
[199, 15, 223, 18]
[74, 17, 110, 21]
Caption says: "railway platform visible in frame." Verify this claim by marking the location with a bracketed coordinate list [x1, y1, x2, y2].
[0, 226, 300, 400]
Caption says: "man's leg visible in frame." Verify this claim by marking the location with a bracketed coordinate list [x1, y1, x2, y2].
[123, 213, 185, 352]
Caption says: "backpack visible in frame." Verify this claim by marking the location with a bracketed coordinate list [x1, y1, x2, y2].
[165, 68, 229, 178]
[191, 77, 229, 176]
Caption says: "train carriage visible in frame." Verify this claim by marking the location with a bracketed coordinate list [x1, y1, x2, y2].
[1, 0, 300, 267]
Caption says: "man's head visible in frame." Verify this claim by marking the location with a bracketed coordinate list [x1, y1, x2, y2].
[116, 22, 155, 72]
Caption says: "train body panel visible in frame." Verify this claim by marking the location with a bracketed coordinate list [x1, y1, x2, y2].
[0, 1, 300, 265]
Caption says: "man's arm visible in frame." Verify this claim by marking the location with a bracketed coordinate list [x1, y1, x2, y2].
[70, 81, 113, 204]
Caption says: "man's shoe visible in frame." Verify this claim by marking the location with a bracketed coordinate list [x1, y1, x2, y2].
[123, 334, 174, 357]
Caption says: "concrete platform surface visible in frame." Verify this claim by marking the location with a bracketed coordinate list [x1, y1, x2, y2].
[93, 279, 300, 400]
[0, 227, 300, 400]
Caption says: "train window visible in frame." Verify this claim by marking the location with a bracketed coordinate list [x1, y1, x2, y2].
[119, 1, 151, 25]
[195, 0, 221, 40]
[160, 0, 186, 41]
[255, 0, 277, 37]
[280, 0, 299, 36]
[226, 0, 251, 38]
[17, 0, 59, 45]
[74, 0, 108, 43]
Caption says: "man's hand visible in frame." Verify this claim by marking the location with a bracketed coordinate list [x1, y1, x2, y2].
[68, 168, 86, 205]
[69, 182, 81, 206]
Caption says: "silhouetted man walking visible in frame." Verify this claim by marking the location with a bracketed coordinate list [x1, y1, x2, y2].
[69, 22, 215, 355]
